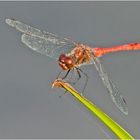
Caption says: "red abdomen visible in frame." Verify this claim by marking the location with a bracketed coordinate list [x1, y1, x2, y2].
[93, 43, 140, 57]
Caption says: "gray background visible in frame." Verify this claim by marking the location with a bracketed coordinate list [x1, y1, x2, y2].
[0, 1, 140, 139]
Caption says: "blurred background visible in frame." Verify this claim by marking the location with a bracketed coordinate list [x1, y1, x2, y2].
[0, 1, 140, 138]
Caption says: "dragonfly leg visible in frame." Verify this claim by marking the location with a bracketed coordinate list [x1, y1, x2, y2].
[76, 68, 88, 95]
[57, 68, 88, 97]
[69, 68, 81, 85]
[62, 70, 71, 80]
[56, 70, 72, 98]
[56, 70, 70, 80]
[56, 71, 62, 79]
[57, 69, 81, 98]
[64, 67, 88, 95]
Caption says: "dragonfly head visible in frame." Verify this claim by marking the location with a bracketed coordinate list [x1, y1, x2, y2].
[59, 54, 74, 70]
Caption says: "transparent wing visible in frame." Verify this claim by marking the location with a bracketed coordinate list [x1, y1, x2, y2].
[5, 18, 76, 59]
[92, 56, 128, 115]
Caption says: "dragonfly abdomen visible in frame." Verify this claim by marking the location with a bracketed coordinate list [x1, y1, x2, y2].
[93, 43, 140, 57]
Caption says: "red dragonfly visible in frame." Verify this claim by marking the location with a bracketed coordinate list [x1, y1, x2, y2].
[6, 18, 140, 115]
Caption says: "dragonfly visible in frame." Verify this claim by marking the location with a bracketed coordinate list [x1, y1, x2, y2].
[5, 18, 140, 115]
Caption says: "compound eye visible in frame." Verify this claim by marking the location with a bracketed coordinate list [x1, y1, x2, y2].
[65, 57, 73, 65]
[59, 54, 66, 63]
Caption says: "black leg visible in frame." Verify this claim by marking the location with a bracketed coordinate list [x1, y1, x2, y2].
[56, 68, 88, 97]
[56, 71, 62, 79]
[71, 68, 81, 85]
[62, 70, 70, 80]
[76, 67, 88, 94]
[56, 70, 71, 98]
[56, 70, 70, 80]
[57, 69, 81, 98]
